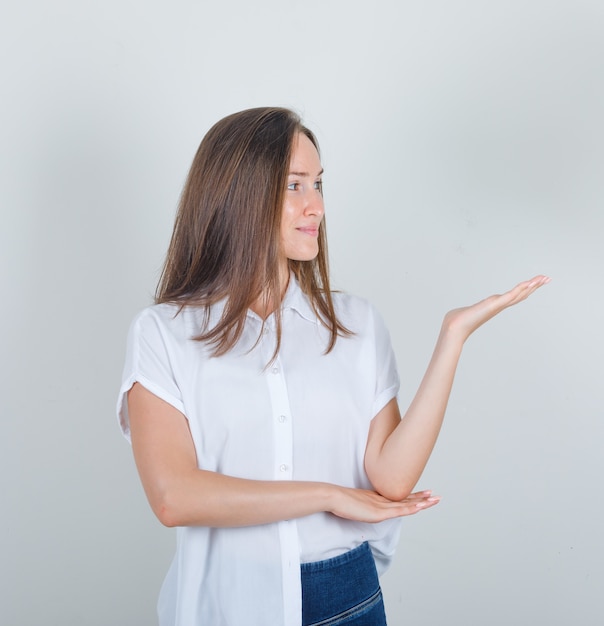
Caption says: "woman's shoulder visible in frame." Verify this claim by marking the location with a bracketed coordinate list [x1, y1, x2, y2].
[130, 301, 183, 327]
[331, 290, 382, 330]
[331, 290, 371, 312]
[128, 302, 207, 342]
[331, 291, 394, 358]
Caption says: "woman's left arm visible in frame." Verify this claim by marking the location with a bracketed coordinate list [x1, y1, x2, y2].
[364, 275, 550, 501]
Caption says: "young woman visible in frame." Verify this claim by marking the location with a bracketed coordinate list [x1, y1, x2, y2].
[117, 107, 549, 626]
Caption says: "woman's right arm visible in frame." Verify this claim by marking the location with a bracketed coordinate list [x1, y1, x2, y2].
[128, 382, 439, 528]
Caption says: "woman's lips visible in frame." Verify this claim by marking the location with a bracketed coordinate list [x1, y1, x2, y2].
[296, 227, 319, 236]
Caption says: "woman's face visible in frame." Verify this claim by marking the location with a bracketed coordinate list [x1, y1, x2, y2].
[280, 132, 325, 266]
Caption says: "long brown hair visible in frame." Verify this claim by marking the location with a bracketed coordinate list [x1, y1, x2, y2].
[156, 107, 350, 356]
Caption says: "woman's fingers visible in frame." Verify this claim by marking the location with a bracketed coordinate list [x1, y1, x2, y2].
[489, 275, 550, 312]
[514, 275, 551, 304]
[410, 495, 441, 511]
[399, 491, 441, 512]
[385, 495, 441, 519]
[499, 275, 550, 308]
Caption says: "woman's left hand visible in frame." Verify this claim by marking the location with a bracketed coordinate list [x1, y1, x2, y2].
[442, 274, 550, 343]
[365, 274, 550, 501]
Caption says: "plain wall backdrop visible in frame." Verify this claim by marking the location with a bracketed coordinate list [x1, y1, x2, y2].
[1, 1, 602, 624]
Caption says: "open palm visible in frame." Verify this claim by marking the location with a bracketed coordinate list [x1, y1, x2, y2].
[443, 275, 550, 342]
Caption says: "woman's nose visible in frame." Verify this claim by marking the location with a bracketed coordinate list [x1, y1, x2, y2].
[305, 190, 324, 217]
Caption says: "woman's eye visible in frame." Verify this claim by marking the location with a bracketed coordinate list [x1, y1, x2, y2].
[287, 182, 299, 191]
[314, 180, 323, 193]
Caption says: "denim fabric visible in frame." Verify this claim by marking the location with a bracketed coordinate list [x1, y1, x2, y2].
[301, 543, 387, 626]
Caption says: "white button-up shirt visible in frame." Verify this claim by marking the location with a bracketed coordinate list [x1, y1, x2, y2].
[118, 278, 402, 626]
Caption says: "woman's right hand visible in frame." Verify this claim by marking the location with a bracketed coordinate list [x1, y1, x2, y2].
[128, 382, 439, 527]
[330, 486, 440, 523]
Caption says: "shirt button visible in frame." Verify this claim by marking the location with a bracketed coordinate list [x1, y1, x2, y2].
[279, 464, 288, 472]
[278, 414, 286, 423]
[263, 327, 269, 335]
[271, 366, 279, 375]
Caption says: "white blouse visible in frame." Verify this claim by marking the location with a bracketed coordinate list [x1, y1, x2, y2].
[117, 277, 402, 626]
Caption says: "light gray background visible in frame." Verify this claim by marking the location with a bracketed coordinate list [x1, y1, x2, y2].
[2, 1, 602, 624]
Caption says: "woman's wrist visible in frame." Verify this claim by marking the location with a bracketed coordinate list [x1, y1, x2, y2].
[317, 482, 346, 516]
[436, 321, 467, 356]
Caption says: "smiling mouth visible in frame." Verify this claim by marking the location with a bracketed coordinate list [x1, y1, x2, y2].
[297, 227, 319, 236]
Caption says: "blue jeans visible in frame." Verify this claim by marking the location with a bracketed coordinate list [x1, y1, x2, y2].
[300, 542, 387, 626]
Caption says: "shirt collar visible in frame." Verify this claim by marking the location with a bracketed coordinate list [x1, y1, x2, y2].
[244, 274, 317, 325]
[281, 274, 317, 324]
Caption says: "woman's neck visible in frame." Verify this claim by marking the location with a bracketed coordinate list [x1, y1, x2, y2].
[249, 267, 290, 319]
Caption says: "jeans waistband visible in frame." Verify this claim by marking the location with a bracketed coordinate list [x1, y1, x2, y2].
[301, 542, 372, 574]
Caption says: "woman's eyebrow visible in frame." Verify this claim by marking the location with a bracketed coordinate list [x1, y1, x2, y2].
[288, 168, 324, 177]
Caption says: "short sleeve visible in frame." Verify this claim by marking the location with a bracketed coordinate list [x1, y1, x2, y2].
[116, 308, 186, 441]
[369, 304, 400, 418]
